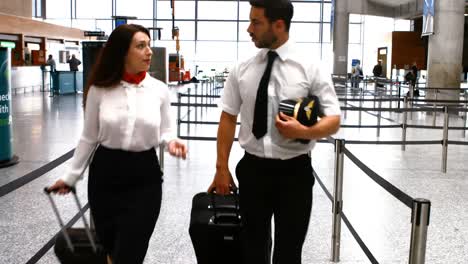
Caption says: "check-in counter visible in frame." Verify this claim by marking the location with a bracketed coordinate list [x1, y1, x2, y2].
[51, 71, 83, 94]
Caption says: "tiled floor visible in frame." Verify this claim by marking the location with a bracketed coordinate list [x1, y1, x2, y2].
[0, 85, 467, 264]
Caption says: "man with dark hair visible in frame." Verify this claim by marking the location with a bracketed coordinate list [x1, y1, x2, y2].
[66, 54, 81, 71]
[208, 0, 341, 263]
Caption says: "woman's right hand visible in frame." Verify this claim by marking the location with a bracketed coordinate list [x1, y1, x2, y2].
[208, 167, 237, 195]
[47, 179, 72, 195]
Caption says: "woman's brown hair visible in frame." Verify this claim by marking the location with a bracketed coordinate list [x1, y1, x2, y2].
[83, 24, 151, 107]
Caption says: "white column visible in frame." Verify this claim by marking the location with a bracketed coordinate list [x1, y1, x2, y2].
[426, 0, 465, 100]
[332, 0, 349, 75]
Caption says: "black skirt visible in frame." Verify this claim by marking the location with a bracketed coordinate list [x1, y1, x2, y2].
[87, 145, 163, 264]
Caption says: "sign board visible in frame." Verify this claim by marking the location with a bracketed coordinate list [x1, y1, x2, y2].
[422, 0, 434, 36]
[84, 31, 105, 37]
[0, 42, 15, 48]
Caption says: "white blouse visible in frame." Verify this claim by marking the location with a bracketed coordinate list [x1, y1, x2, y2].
[62, 75, 176, 186]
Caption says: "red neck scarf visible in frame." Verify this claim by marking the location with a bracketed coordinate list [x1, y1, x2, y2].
[122, 71, 146, 84]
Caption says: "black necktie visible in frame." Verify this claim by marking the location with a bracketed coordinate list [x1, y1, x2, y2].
[252, 51, 278, 139]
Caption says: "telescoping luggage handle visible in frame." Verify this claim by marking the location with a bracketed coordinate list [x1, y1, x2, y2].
[43, 144, 99, 253]
[208, 189, 241, 225]
[44, 187, 98, 253]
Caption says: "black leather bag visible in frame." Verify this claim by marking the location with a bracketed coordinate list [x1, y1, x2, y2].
[189, 191, 242, 264]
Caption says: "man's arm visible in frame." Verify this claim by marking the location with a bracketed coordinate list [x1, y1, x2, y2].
[276, 113, 340, 140]
[208, 111, 238, 195]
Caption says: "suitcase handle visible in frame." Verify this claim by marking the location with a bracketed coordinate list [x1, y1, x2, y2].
[209, 190, 240, 224]
[44, 187, 98, 253]
[43, 145, 99, 252]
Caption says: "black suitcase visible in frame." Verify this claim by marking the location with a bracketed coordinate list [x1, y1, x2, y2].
[189, 191, 242, 264]
[44, 187, 107, 264]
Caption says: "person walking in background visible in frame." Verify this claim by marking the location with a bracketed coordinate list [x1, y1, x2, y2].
[208, 0, 341, 263]
[66, 54, 81, 71]
[46, 54, 56, 72]
[47, 24, 187, 264]
[373, 60, 383, 87]
[351, 62, 363, 89]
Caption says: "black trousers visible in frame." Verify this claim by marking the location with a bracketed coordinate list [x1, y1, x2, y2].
[88, 145, 163, 264]
[235, 152, 314, 264]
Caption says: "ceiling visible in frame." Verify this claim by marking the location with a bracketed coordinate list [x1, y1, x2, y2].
[369, 0, 415, 7]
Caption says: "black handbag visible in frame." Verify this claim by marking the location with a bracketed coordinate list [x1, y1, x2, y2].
[189, 191, 242, 264]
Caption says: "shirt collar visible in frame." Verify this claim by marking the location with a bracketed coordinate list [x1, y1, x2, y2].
[260, 39, 292, 62]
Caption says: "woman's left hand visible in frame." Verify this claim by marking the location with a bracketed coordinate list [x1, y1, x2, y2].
[167, 139, 188, 159]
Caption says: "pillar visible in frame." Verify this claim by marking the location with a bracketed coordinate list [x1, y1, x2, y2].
[426, 0, 465, 100]
[332, 0, 349, 75]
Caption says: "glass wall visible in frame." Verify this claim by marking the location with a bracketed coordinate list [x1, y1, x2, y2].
[43, 0, 335, 72]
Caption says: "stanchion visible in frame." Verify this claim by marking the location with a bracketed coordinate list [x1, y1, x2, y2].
[442, 106, 449, 173]
[401, 96, 408, 151]
[159, 145, 164, 172]
[331, 139, 345, 262]
[344, 86, 347, 119]
[463, 94, 467, 138]
[377, 96, 382, 137]
[177, 93, 181, 137]
[358, 91, 363, 126]
[187, 87, 191, 134]
[432, 91, 438, 126]
[409, 198, 431, 264]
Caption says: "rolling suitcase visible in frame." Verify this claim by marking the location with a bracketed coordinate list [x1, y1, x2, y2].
[189, 191, 242, 264]
[44, 187, 107, 264]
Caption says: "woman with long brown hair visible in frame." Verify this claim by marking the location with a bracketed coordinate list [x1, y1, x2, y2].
[47, 24, 187, 263]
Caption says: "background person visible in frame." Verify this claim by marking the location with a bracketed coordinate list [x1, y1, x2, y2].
[47, 24, 187, 264]
[66, 54, 81, 71]
[208, 0, 341, 263]
[46, 54, 56, 72]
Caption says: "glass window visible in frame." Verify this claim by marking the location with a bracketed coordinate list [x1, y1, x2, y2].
[95, 19, 113, 36]
[349, 23, 361, 44]
[238, 22, 251, 41]
[238, 41, 257, 61]
[46, 0, 71, 19]
[156, 0, 195, 20]
[320, 43, 333, 70]
[155, 40, 196, 61]
[196, 41, 237, 62]
[290, 23, 320, 42]
[293, 3, 320, 22]
[116, 0, 153, 19]
[198, 22, 237, 41]
[46, 19, 72, 27]
[349, 14, 362, 23]
[71, 19, 96, 31]
[394, 19, 411, 31]
[239, 1, 251, 21]
[295, 43, 321, 61]
[198, 1, 238, 20]
[322, 23, 331, 43]
[323, 3, 331, 22]
[76, 0, 111, 19]
[156, 21, 195, 41]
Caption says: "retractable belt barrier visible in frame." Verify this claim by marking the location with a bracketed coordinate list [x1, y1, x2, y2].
[317, 138, 430, 264]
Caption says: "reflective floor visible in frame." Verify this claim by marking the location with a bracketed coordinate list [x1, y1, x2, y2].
[0, 86, 467, 264]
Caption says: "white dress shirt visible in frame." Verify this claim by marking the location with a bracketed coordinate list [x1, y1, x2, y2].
[220, 40, 341, 159]
[62, 75, 176, 186]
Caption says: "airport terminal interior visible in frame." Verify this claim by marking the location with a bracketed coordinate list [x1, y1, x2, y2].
[1, 0, 468, 263]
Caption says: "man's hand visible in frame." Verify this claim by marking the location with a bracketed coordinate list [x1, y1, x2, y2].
[208, 167, 237, 195]
[167, 139, 188, 159]
[275, 112, 307, 139]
